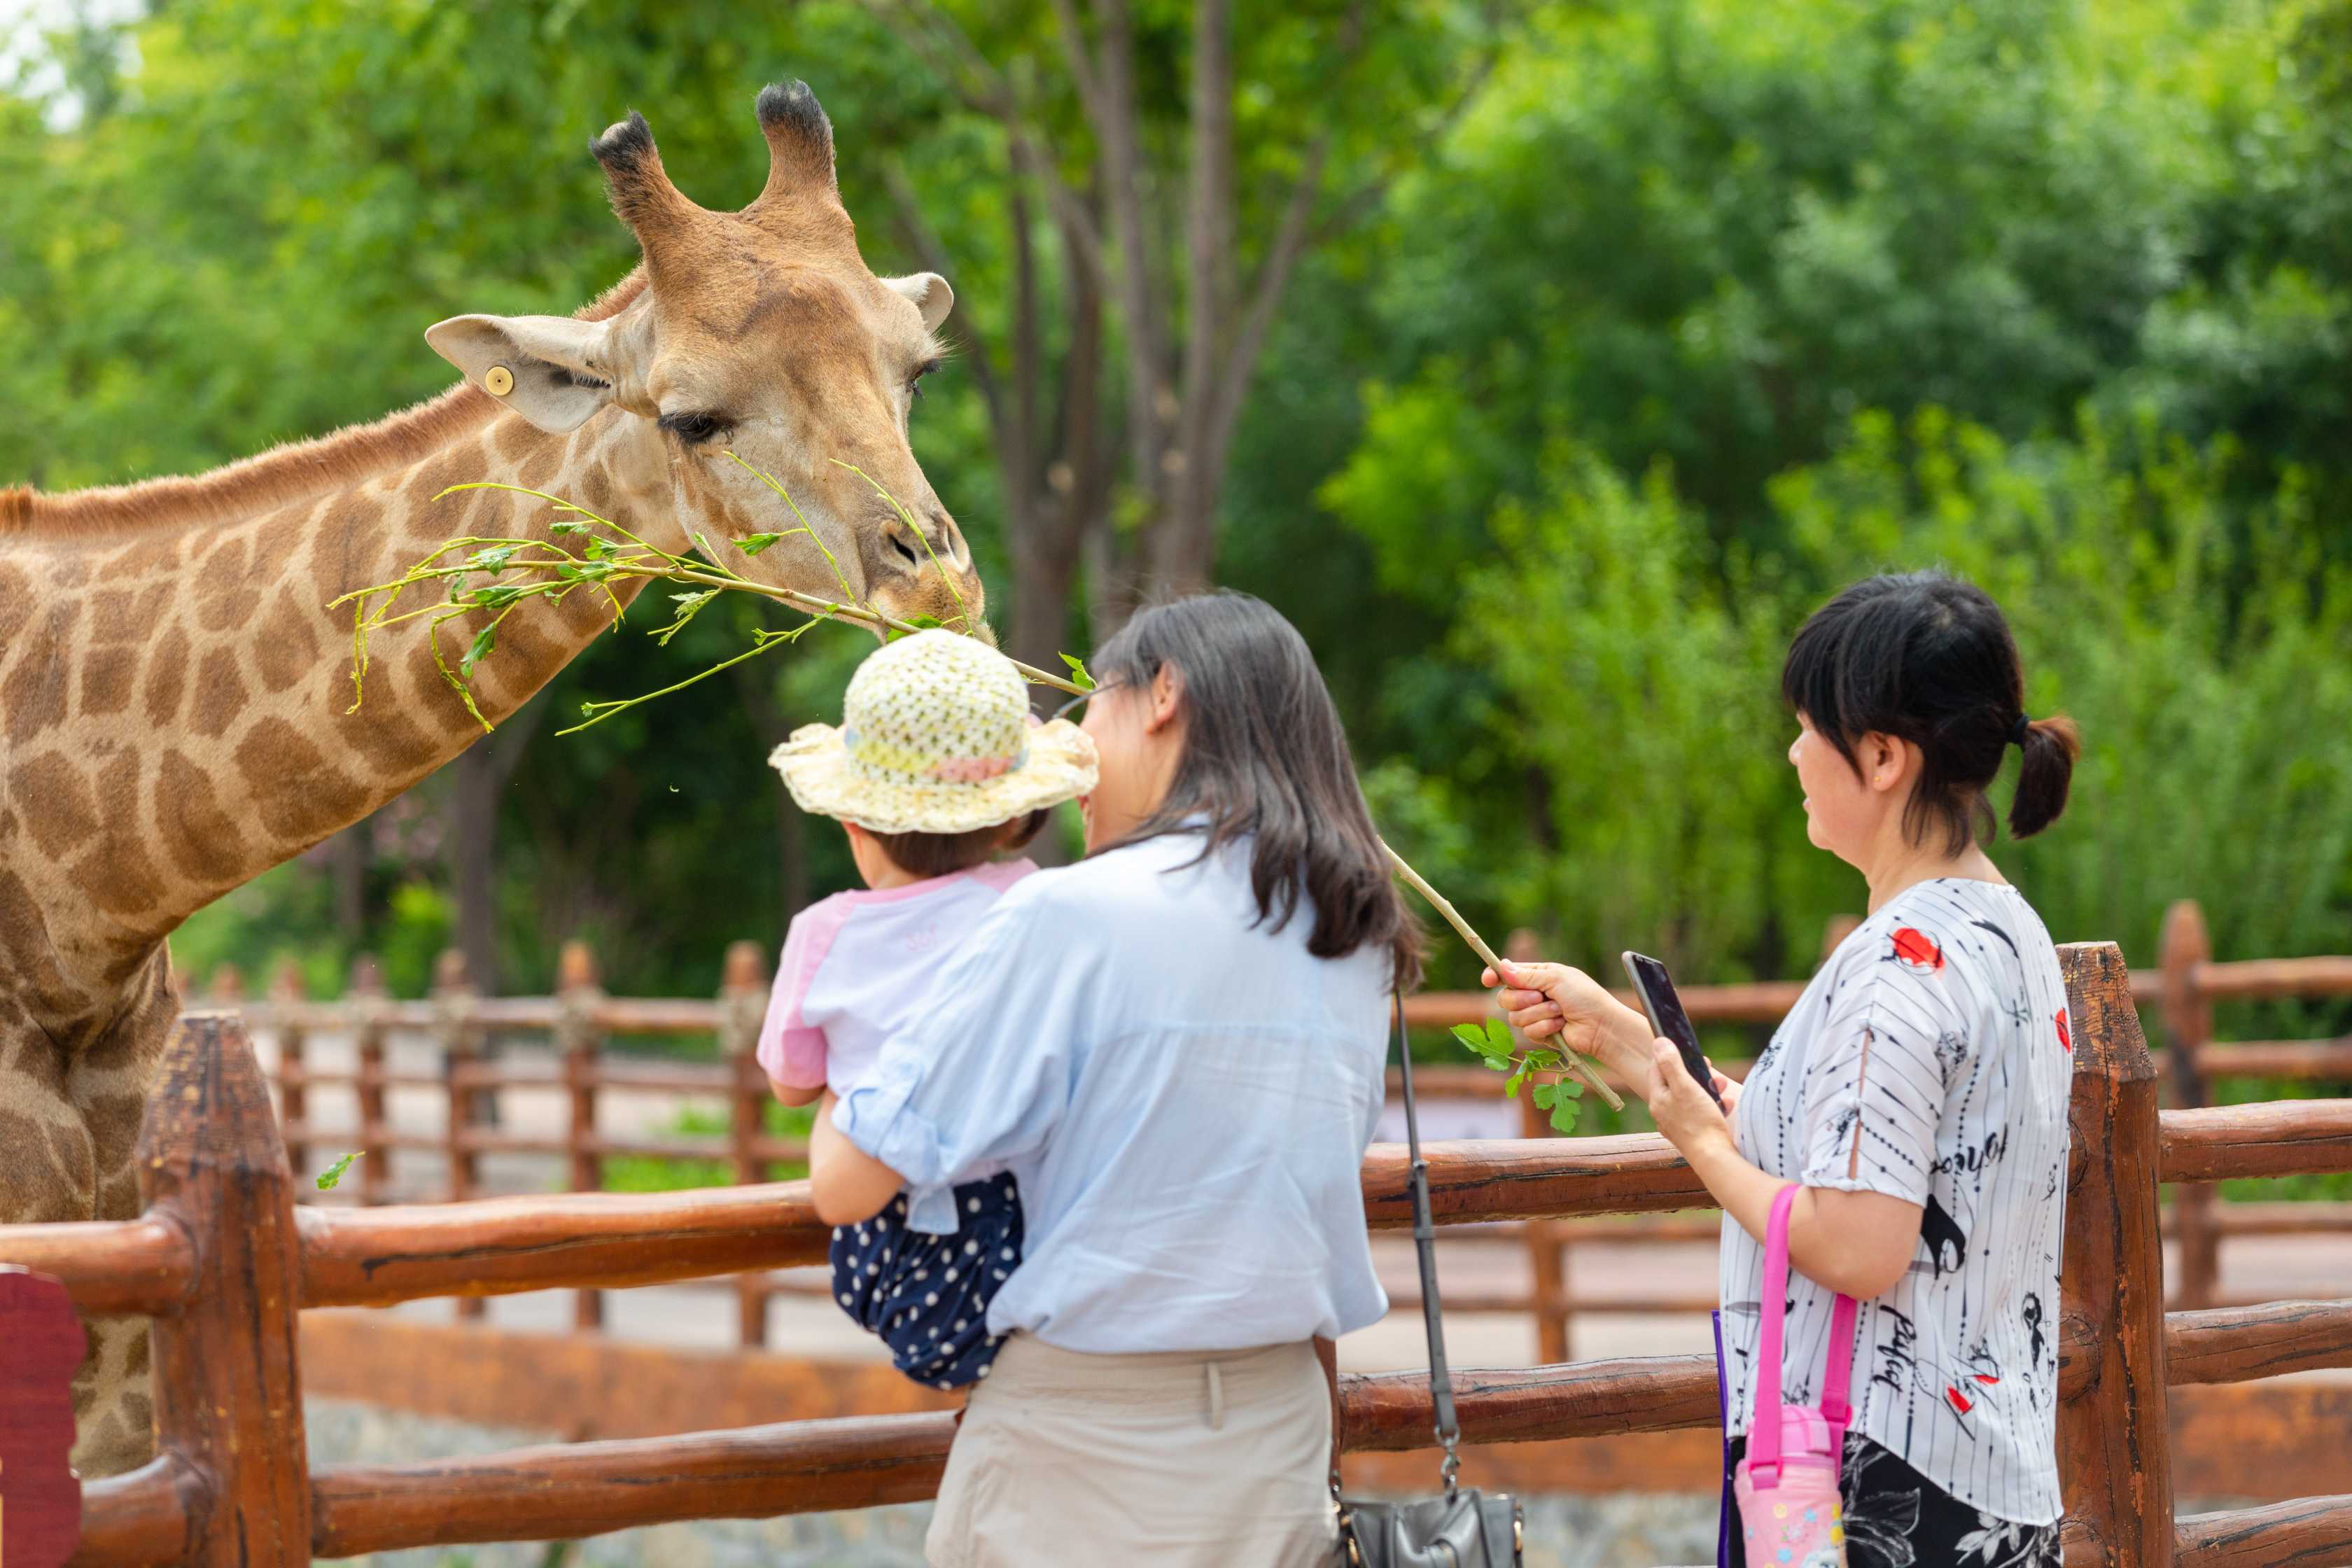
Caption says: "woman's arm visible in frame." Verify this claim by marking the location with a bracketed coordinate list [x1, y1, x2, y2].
[808, 1093, 907, 1225]
[1642, 1037, 1921, 1298]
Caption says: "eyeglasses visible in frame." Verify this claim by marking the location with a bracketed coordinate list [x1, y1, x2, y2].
[1044, 680, 1122, 726]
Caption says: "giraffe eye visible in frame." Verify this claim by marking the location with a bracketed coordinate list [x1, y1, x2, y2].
[909, 358, 941, 401]
[658, 410, 732, 446]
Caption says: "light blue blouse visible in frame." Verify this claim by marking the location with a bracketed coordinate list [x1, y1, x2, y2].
[832, 827, 1394, 1354]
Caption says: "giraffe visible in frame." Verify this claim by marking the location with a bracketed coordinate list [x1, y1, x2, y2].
[0, 81, 983, 1479]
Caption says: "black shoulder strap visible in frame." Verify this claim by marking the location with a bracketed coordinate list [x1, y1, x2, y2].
[1394, 988, 1462, 1496]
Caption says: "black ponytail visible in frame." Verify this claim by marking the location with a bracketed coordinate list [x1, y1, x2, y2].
[2008, 715, 2080, 839]
[1782, 571, 2080, 854]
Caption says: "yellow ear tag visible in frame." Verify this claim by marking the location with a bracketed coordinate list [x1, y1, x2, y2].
[484, 365, 515, 397]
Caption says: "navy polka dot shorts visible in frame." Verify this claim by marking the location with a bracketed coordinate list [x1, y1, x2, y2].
[828, 1171, 1023, 1390]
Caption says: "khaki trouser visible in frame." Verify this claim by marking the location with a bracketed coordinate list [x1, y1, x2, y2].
[927, 1335, 1338, 1567]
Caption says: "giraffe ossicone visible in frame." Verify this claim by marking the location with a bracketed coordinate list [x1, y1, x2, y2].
[0, 80, 983, 1478]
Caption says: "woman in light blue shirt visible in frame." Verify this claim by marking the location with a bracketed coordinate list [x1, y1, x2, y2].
[811, 592, 1418, 1568]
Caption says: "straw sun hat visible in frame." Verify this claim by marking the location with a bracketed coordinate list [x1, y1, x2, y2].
[769, 629, 1098, 836]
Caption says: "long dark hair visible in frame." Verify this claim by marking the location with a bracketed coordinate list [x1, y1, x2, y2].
[1091, 592, 1423, 989]
[1782, 570, 2080, 854]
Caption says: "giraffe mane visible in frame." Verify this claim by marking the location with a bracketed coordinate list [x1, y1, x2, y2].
[0, 267, 649, 538]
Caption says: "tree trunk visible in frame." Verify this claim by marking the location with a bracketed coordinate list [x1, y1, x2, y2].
[447, 743, 502, 995]
[328, 819, 368, 941]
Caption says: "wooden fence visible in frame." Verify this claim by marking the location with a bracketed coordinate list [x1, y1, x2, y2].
[9, 941, 2349, 1565]
[201, 898, 2352, 1359]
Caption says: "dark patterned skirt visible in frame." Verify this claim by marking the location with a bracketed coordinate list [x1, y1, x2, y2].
[1729, 1434, 2060, 1568]
[828, 1171, 1023, 1391]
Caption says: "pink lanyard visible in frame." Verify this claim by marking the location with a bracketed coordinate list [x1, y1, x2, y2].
[1746, 1183, 1859, 1487]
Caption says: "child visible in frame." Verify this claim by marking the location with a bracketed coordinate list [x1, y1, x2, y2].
[757, 629, 1096, 1390]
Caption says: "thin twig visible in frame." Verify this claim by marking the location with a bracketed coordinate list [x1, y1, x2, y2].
[1381, 846, 1623, 1111]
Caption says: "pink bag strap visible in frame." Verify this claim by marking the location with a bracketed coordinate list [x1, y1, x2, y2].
[1746, 1184, 1858, 1485]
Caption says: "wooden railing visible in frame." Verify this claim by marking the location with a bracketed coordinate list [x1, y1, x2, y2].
[200, 899, 2352, 1359]
[10, 942, 2348, 1565]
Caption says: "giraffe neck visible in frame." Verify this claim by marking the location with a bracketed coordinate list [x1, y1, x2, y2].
[0, 403, 673, 1045]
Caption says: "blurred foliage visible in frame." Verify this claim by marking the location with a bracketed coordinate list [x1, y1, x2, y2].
[6, 0, 2348, 1109]
[599, 1101, 814, 1193]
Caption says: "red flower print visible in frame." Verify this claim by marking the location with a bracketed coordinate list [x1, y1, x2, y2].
[1945, 1385, 1975, 1416]
[1890, 927, 1945, 972]
[1973, 1373, 2000, 1386]
[2055, 1009, 2071, 1053]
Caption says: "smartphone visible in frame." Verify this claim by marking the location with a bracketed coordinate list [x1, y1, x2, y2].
[1620, 951, 1726, 1112]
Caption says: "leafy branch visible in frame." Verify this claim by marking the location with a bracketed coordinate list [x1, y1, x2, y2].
[1449, 1016, 1595, 1134]
[332, 461, 1618, 1121]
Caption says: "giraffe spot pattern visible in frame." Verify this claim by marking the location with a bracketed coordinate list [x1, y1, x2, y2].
[187, 646, 251, 739]
[10, 752, 100, 860]
[195, 534, 265, 633]
[81, 647, 136, 716]
[233, 717, 368, 841]
[0, 562, 34, 650]
[155, 751, 246, 886]
[143, 622, 191, 725]
[3, 599, 78, 744]
[86, 588, 148, 643]
[253, 585, 323, 694]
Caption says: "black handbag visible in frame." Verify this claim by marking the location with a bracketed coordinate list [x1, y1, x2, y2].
[1333, 992, 1525, 1568]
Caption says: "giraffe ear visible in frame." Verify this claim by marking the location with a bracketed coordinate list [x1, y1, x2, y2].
[426, 313, 623, 434]
[881, 273, 953, 333]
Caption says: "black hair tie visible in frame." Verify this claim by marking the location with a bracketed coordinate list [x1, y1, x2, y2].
[2010, 714, 2033, 747]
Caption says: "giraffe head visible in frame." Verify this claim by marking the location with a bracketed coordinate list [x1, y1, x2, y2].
[424, 83, 986, 636]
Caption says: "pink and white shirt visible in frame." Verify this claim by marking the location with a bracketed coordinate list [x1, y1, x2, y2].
[756, 859, 1038, 1101]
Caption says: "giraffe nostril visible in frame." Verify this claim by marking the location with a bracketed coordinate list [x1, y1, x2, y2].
[887, 531, 922, 568]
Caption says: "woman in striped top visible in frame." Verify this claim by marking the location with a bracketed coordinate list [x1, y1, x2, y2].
[1492, 572, 2081, 1567]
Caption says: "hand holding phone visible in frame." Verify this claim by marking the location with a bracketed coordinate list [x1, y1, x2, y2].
[1620, 951, 1726, 1113]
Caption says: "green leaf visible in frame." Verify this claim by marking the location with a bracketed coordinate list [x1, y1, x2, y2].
[1548, 1100, 1581, 1135]
[583, 538, 610, 561]
[1503, 1068, 1527, 1099]
[737, 532, 785, 556]
[468, 544, 518, 572]
[315, 1152, 362, 1191]
[904, 613, 944, 630]
[1483, 1016, 1515, 1056]
[1529, 1081, 1557, 1110]
[1059, 652, 1096, 690]
[654, 590, 718, 648]
[1562, 1078, 1586, 1099]
[469, 584, 528, 609]
[550, 520, 590, 536]
[1449, 1023, 1488, 1052]
[460, 623, 496, 678]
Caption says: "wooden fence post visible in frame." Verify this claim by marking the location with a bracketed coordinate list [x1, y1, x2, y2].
[2056, 941, 2173, 1568]
[350, 954, 391, 1207]
[272, 960, 312, 1183]
[720, 939, 774, 1348]
[556, 939, 607, 1331]
[433, 948, 490, 1322]
[140, 1011, 312, 1564]
[1502, 928, 1574, 1365]
[2159, 899, 2220, 1309]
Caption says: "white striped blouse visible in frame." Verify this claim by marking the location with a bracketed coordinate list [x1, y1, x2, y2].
[1718, 877, 2073, 1525]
